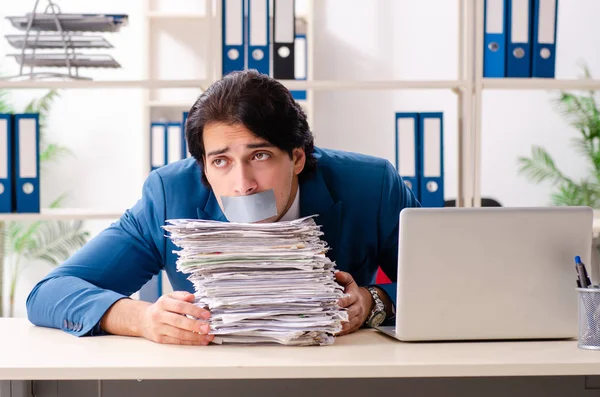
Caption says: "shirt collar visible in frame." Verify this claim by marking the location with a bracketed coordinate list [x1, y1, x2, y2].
[279, 185, 300, 222]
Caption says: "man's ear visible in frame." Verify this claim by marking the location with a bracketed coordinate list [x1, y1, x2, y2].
[292, 148, 306, 175]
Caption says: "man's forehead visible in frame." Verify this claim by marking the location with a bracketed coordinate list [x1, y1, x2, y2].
[205, 123, 261, 141]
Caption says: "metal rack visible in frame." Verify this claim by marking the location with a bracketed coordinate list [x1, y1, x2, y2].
[2, 0, 128, 81]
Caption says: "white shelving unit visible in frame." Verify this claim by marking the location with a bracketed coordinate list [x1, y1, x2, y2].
[467, 1, 600, 208]
[483, 78, 600, 90]
[461, 0, 600, 209]
[1, 0, 600, 220]
[0, 208, 123, 221]
[0, 79, 211, 89]
[0, 79, 465, 90]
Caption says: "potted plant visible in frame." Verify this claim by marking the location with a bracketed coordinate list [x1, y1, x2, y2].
[518, 66, 600, 208]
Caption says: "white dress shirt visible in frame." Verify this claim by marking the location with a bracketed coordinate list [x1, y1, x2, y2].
[279, 186, 300, 221]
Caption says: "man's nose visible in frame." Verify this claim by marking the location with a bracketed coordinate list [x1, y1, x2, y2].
[233, 165, 258, 195]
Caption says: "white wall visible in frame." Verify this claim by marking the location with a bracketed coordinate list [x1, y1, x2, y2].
[1, 0, 599, 315]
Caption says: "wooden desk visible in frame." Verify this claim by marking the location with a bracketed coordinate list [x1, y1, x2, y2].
[2, 318, 600, 397]
[0, 318, 599, 380]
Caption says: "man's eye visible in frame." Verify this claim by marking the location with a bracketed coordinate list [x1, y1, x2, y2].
[254, 152, 271, 161]
[213, 159, 227, 167]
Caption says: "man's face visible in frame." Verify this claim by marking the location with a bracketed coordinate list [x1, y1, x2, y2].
[203, 122, 306, 222]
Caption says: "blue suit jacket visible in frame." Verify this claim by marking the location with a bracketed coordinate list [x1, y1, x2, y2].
[26, 147, 420, 336]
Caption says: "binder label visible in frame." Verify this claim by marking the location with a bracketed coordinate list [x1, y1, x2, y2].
[423, 118, 441, 177]
[511, 0, 530, 43]
[225, 0, 244, 46]
[167, 124, 182, 164]
[486, 0, 505, 33]
[295, 36, 307, 79]
[0, 120, 6, 179]
[19, 118, 37, 178]
[397, 118, 416, 176]
[538, 0, 556, 44]
[275, 0, 294, 43]
[250, 0, 268, 46]
[151, 125, 165, 167]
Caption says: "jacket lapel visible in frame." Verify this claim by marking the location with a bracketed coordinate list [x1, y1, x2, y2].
[196, 191, 228, 222]
[300, 170, 343, 262]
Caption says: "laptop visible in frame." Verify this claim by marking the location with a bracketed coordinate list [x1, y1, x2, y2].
[376, 206, 594, 342]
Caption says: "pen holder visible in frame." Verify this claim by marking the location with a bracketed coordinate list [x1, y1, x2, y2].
[577, 287, 600, 350]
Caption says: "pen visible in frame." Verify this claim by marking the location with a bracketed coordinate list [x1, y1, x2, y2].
[575, 256, 592, 289]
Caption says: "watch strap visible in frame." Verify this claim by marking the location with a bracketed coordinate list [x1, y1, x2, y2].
[365, 286, 386, 327]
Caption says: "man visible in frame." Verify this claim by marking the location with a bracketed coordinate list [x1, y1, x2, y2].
[26, 70, 420, 345]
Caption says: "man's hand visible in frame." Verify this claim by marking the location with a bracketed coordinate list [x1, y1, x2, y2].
[140, 291, 214, 345]
[335, 271, 374, 336]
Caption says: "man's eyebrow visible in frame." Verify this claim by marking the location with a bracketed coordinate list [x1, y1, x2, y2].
[246, 142, 275, 149]
[206, 143, 274, 157]
[206, 147, 228, 157]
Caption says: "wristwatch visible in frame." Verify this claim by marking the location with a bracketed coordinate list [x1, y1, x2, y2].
[364, 286, 386, 328]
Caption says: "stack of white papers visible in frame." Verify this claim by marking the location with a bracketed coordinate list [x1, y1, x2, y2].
[163, 216, 348, 346]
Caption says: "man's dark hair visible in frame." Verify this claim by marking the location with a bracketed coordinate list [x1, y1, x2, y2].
[185, 69, 317, 186]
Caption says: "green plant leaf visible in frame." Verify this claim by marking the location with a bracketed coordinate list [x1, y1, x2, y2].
[7, 221, 23, 242]
[24, 220, 90, 267]
[9, 221, 42, 255]
[550, 183, 583, 206]
[570, 137, 600, 172]
[40, 143, 73, 165]
[49, 193, 68, 209]
[555, 92, 594, 137]
[517, 146, 574, 186]
[0, 90, 15, 114]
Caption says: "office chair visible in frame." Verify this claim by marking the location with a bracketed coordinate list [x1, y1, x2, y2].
[444, 197, 503, 207]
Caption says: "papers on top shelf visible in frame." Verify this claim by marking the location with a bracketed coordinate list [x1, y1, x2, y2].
[7, 53, 120, 68]
[6, 13, 129, 33]
[5, 34, 113, 49]
[163, 215, 348, 346]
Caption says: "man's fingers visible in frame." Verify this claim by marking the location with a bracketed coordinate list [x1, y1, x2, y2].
[336, 272, 359, 308]
[155, 335, 199, 345]
[159, 324, 214, 344]
[338, 291, 358, 308]
[335, 271, 355, 287]
[162, 296, 211, 320]
[168, 291, 196, 302]
[155, 333, 212, 346]
[161, 311, 210, 334]
[338, 316, 361, 336]
[345, 302, 360, 320]
[338, 303, 361, 335]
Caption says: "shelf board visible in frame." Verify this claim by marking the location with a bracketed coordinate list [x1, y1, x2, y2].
[277, 80, 465, 90]
[0, 208, 124, 221]
[483, 78, 600, 90]
[0, 79, 211, 89]
[0, 79, 464, 91]
[147, 12, 206, 20]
